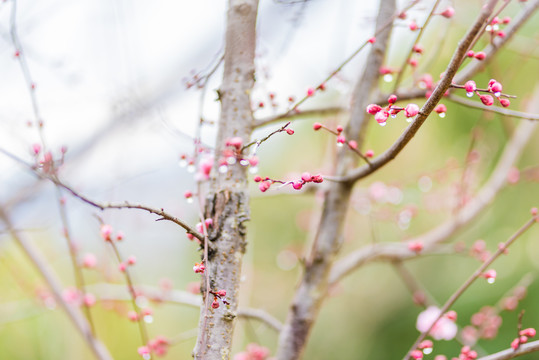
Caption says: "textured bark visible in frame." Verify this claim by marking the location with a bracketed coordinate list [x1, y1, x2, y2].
[276, 1, 396, 359]
[193, 1, 259, 359]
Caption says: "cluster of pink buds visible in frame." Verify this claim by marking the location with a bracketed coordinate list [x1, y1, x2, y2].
[460, 79, 510, 107]
[218, 137, 260, 174]
[366, 95, 420, 126]
[532, 207, 539, 222]
[455, 345, 478, 360]
[193, 262, 205, 274]
[480, 269, 497, 284]
[209, 289, 229, 309]
[118, 255, 137, 272]
[254, 173, 323, 192]
[465, 306, 502, 341]
[486, 16, 511, 38]
[100, 224, 124, 242]
[511, 327, 537, 350]
[148, 335, 169, 357]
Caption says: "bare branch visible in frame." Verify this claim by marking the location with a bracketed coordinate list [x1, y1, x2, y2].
[90, 283, 283, 332]
[448, 95, 539, 120]
[0, 210, 113, 360]
[253, 106, 346, 128]
[477, 340, 539, 360]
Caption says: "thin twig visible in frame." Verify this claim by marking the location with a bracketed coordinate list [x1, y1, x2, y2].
[448, 95, 539, 120]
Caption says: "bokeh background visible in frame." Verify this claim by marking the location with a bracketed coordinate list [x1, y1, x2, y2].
[1, 0, 538, 359]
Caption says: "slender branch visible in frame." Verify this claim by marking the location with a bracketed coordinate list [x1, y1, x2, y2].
[448, 95, 539, 120]
[477, 340, 539, 360]
[89, 283, 283, 332]
[0, 209, 113, 360]
[403, 217, 537, 360]
[254, 106, 346, 128]
[339, 0, 500, 184]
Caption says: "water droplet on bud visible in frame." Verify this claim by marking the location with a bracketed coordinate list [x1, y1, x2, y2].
[439, 113, 446, 118]
[219, 165, 228, 173]
[187, 164, 195, 173]
[466, 92, 473, 97]
[379, 122, 387, 127]
[239, 159, 249, 166]
[487, 278, 495, 284]
[406, 117, 413, 123]
[494, 92, 501, 97]
[383, 74, 393, 82]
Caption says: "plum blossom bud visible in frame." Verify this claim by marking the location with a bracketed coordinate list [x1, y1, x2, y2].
[226, 137, 243, 149]
[368, 37, 376, 43]
[259, 181, 271, 192]
[408, 241, 423, 253]
[404, 104, 419, 118]
[306, 88, 315, 97]
[409, 21, 418, 31]
[474, 52, 486, 60]
[313, 122, 323, 130]
[440, 6, 455, 18]
[348, 140, 358, 149]
[100, 224, 113, 241]
[301, 172, 312, 182]
[366, 104, 382, 115]
[336, 135, 346, 144]
[211, 298, 220, 309]
[480, 95, 494, 106]
[434, 104, 447, 117]
[286, 128, 295, 135]
[388, 94, 398, 104]
[311, 175, 324, 183]
[375, 111, 389, 125]
[193, 262, 205, 274]
[520, 328, 536, 337]
[82, 253, 97, 269]
[292, 182, 303, 190]
[412, 44, 424, 54]
[365, 150, 374, 158]
[410, 350, 423, 359]
[216, 289, 227, 297]
[32, 143, 41, 155]
[464, 80, 477, 93]
[467, 50, 475, 57]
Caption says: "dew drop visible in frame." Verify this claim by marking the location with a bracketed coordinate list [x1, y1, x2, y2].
[219, 165, 228, 173]
[249, 166, 258, 174]
[336, 142, 344, 147]
[391, 114, 397, 119]
[493, 24, 499, 31]
[486, 25, 492, 31]
[186, 164, 195, 173]
[423, 348, 433, 355]
[487, 278, 495, 284]
[494, 92, 501, 97]
[439, 113, 446, 118]
[406, 117, 413, 123]
[144, 315, 154, 323]
[383, 74, 393, 82]
[186, 198, 194, 204]
[379, 122, 387, 127]
[226, 157, 236, 165]
[143, 354, 151, 360]
[466, 92, 473, 97]
[239, 159, 249, 166]
[178, 159, 187, 167]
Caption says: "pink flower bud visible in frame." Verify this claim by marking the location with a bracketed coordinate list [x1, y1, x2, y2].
[445, 310, 457, 321]
[118, 262, 127, 272]
[138, 346, 150, 357]
[286, 128, 294, 135]
[388, 94, 398, 104]
[419, 340, 433, 350]
[211, 298, 220, 309]
[520, 328, 537, 337]
[336, 125, 343, 133]
[186, 233, 194, 240]
[318, 83, 326, 91]
[412, 44, 424, 54]
[497, 30, 506, 38]
[440, 6, 455, 18]
[366, 104, 382, 115]
[259, 181, 271, 192]
[379, 66, 393, 75]
[375, 111, 389, 124]
[82, 253, 97, 268]
[249, 156, 259, 166]
[511, 338, 520, 350]
[531, 207, 538, 216]
[489, 81, 502, 94]
[365, 150, 374, 158]
[434, 104, 447, 114]
[311, 175, 324, 183]
[467, 50, 475, 57]
[128, 311, 139, 321]
[226, 137, 243, 149]
[409, 21, 418, 31]
[408, 241, 423, 253]
[306, 88, 315, 97]
[253, 175, 262, 182]
[404, 104, 419, 118]
[184, 190, 193, 199]
[348, 140, 358, 150]
[336, 135, 346, 144]
[205, 218, 213, 227]
[474, 52, 486, 60]
[368, 37, 376, 44]
[409, 58, 418, 67]
[127, 256, 136, 265]
[301, 172, 312, 182]
[32, 143, 41, 155]
[313, 122, 323, 130]
[410, 349, 423, 359]
[480, 95, 494, 106]
[464, 80, 477, 92]
[100, 224, 113, 241]
[216, 289, 227, 297]
[499, 98, 510, 107]
[502, 16, 511, 24]
[292, 182, 303, 190]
